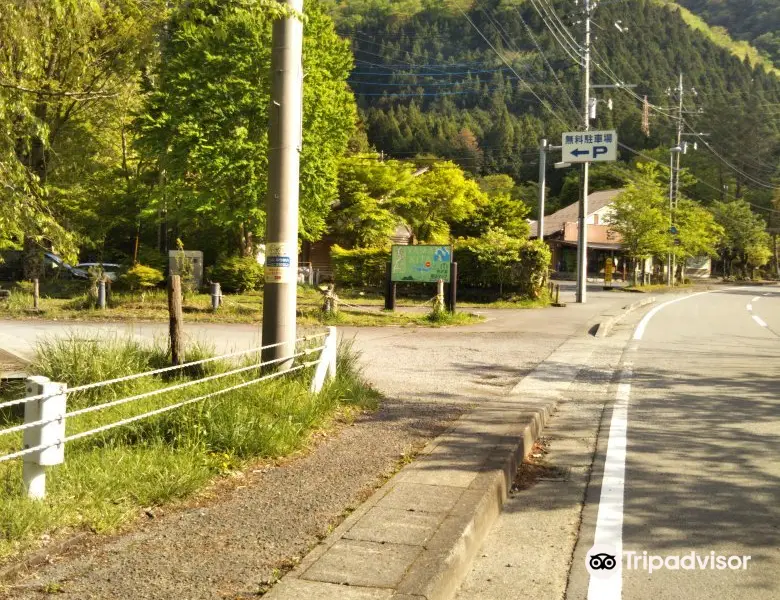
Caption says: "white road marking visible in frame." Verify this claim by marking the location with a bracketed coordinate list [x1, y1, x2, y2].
[633, 291, 712, 341]
[747, 304, 753, 312]
[589, 287, 746, 597]
[587, 365, 632, 600]
[752, 296, 760, 302]
[753, 315, 768, 328]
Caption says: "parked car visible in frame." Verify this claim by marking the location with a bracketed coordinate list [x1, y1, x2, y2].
[75, 262, 123, 282]
[43, 253, 89, 280]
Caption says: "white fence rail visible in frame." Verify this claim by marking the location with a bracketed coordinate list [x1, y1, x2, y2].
[0, 327, 338, 499]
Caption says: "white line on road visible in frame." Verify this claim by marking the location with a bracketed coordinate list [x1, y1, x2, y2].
[752, 315, 768, 328]
[747, 304, 753, 312]
[587, 364, 632, 600]
[752, 296, 760, 302]
[633, 292, 712, 341]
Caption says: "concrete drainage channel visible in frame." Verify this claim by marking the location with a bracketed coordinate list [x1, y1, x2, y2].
[265, 334, 603, 600]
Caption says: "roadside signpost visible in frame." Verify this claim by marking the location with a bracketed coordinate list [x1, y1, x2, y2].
[387, 245, 457, 313]
[562, 130, 618, 163]
[391, 245, 452, 283]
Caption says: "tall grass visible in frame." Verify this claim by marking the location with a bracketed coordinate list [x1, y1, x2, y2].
[0, 335, 379, 560]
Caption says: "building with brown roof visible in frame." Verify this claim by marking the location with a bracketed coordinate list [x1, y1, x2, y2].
[529, 189, 628, 278]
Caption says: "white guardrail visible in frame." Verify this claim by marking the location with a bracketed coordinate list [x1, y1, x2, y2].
[0, 327, 338, 499]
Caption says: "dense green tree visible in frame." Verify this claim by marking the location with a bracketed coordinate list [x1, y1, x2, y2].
[608, 164, 670, 283]
[0, 0, 166, 263]
[452, 174, 530, 239]
[468, 228, 523, 296]
[672, 197, 724, 277]
[676, 0, 780, 67]
[135, 0, 357, 257]
[710, 199, 772, 276]
[330, 0, 779, 209]
[392, 162, 486, 243]
[329, 156, 416, 247]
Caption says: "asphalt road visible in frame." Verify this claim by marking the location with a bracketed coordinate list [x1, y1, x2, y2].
[460, 285, 780, 600]
[575, 285, 780, 599]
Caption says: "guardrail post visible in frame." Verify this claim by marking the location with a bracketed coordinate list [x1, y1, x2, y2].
[97, 280, 107, 310]
[211, 282, 222, 312]
[310, 327, 337, 394]
[23, 376, 67, 500]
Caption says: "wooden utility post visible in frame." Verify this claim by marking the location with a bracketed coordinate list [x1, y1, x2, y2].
[168, 275, 184, 366]
[33, 279, 39, 311]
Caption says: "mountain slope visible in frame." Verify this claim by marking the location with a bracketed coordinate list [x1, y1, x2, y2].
[674, 0, 780, 69]
[325, 0, 779, 212]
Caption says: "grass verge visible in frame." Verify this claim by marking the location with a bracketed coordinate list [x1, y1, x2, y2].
[0, 335, 380, 562]
[0, 282, 542, 325]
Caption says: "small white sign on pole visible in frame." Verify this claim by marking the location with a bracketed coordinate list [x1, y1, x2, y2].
[562, 130, 618, 163]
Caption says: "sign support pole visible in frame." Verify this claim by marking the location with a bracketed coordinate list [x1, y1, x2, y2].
[538, 139, 547, 242]
[262, 0, 304, 370]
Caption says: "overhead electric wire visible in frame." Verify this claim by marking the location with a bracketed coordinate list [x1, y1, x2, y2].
[453, 2, 575, 130]
[529, 0, 585, 66]
[510, 3, 581, 118]
[618, 142, 780, 214]
[475, 3, 580, 123]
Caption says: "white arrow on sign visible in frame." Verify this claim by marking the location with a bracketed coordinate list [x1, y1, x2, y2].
[562, 130, 618, 163]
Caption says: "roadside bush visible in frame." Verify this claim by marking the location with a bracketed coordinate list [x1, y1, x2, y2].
[0, 335, 379, 559]
[121, 264, 164, 292]
[454, 236, 550, 298]
[331, 245, 389, 288]
[207, 256, 263, 293]
[513, 239, 551, 298]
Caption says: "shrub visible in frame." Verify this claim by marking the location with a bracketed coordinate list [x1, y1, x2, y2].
[454, 236, 550, 298]
[207, 256, 263, 293]
[121, 264, 164, 292]
[331, 245, 389, 288]
[513, 239, 551, 298]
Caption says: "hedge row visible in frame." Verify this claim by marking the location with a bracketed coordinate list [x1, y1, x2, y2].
[331, 239, 551, 298]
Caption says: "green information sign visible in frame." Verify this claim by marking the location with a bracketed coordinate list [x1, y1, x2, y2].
[391, 245, 452, 283]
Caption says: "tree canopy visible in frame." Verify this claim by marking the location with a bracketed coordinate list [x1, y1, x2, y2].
[135, 0, 357, 258]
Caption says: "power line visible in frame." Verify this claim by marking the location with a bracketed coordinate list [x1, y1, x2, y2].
[453, 2, 575, 130]
[530, 0, 584, 66]
[475, 3, 580, 122]
[618, 142, 780, 214]
[510, 3, 581, 118]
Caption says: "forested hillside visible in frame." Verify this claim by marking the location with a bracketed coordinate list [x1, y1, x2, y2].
[676, 0, 780, 68]
[1, 0, 778, 277]
[325, 0, 780, 212]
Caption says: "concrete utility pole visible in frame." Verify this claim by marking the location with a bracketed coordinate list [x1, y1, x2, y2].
[576, 0, 593, 304]
[671, 74, 684, 287]
[262, 0, 304, 370]
[538, 138, 547, 242]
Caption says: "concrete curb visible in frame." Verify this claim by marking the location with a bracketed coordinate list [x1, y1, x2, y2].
[265, 401, 556, 600]
[265, 336, 602, 600]
[593, 296, 656, 338]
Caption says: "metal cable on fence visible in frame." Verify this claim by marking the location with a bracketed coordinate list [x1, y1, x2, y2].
[0, 346, 325, 437]
[0, 359, 321, 464]
[0, 333, 328, 410]
[337, 295, 439, 313]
